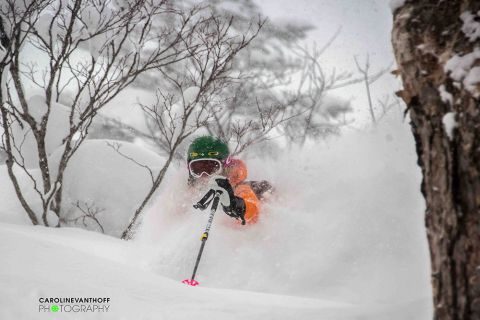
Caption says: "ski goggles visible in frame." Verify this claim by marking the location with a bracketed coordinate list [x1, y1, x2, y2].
[188, 158, 223, 178]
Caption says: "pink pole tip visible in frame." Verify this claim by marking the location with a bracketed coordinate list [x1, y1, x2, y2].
[182, 279, 200, 286]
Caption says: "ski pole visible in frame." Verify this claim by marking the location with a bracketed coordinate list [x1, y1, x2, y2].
[182, 190, 221, 286]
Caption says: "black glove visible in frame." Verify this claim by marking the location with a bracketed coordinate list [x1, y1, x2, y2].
[208, 175, 246, 225]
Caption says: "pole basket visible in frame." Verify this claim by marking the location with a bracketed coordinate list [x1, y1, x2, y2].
[182, 279, 200, 286]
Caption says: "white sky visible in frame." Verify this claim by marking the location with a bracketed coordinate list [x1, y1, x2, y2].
[256, 0, 403, 125]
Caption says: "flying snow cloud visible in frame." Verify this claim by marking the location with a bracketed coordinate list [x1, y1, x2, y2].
[134, 118, 431, 306]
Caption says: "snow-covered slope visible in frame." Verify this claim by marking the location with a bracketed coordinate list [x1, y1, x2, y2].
[0, 120, 433, 319]
[0, 222, 430, 320]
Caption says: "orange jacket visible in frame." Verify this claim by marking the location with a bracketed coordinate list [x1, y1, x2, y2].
[225, 159, 260, 224]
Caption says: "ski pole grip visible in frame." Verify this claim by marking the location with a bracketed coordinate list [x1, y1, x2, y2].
[193, 189, 216, 210]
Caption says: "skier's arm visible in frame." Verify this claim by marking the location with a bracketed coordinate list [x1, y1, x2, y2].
[208, 176, 247, 224]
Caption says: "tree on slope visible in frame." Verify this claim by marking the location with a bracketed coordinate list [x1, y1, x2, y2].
[0, 0, 259, 227]
[97, 0, 359, 156]
[392, 1, 480, 319]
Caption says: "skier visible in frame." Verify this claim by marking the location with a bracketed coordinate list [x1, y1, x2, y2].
[187, 136, 272, 224]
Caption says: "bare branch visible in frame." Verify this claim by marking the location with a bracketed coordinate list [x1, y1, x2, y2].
[65, 201, 105, 234]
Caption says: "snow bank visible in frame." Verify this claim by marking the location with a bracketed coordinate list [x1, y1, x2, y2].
[0, 139, 165, 236]
[136, 120, 432, 311]
[99, 86, 153, 131]
[49, 139, 165, 237]
[0, 165, 42, 224]
[0, 222, 378, 320]
[9, 95, 73, 168]
[0, 220, 432, 320]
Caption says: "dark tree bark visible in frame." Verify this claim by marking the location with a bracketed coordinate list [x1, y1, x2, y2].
[392, 1, 480, 319]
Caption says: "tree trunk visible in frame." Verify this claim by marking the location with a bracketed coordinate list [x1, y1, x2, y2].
[392, 1, 480, 319]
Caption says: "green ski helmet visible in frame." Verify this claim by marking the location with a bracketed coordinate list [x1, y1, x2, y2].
[187, 136, 230, 162]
